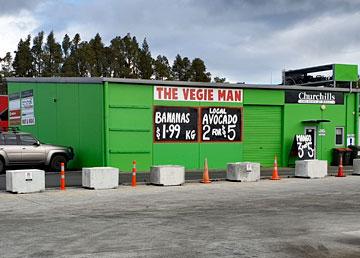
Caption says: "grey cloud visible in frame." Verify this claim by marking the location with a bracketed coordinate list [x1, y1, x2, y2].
[5, 0, 360, 83]
[0, 0, 46, 15]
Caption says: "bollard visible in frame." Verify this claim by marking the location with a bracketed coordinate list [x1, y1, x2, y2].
[60, 162, 66, 190]
[132, 160, 137, 187]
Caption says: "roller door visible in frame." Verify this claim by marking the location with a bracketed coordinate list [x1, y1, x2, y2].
[243, 105, 282, 167]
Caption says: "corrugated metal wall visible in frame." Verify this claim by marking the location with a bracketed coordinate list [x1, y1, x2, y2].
[243, 105, 282, 166]
[7, 82, 105, 169]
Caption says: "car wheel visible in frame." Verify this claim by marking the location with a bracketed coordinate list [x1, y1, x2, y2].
[50, 155, 67, 172]
[0, 159, 4, 174]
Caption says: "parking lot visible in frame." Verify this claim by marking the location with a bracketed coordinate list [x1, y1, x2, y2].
[0, 176, 360, 257]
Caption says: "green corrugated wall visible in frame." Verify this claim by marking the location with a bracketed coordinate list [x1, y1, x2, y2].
[7, 82, 105, 169]
[7, 81, 359, 171]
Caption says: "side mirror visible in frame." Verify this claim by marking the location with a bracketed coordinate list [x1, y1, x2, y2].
[33, 141, 40, 146]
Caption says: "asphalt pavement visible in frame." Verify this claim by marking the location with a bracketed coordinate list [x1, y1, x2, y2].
[0, 166, 354, 190]
[1, 176, 360, 257]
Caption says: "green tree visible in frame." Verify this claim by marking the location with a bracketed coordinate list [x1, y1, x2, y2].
[31, 31, 44, 77]
[138, 38, 153, 79]
[62, 34, 71, 59]
[62, 33, 82, 76]
[172, 54, 191, 81]
[109, 36, 128, 78]
[13, 35, 33, 77]
[123, 33, 140, 78]
[88, 33, 105, 77]
[0, 52, 13, 78]
[190, 58, 211, 82]
[154, 55, 171, 80]
[43, 31, 63, 76]
[102, 46, 113, 77]
[213, 77, 226, 83]
[77, 41, 92, 76]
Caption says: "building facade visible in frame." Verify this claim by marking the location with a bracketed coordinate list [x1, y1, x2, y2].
[6, 77, 359, 171]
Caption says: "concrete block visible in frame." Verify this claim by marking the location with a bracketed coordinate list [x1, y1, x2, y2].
[6, 169, 45, 194]
[82, 167, 119, 190]
[295, 160, 327, 178]
[353, 159, 360, 175]
[226, 162, 261, 182]
[150, 165, 185, 186]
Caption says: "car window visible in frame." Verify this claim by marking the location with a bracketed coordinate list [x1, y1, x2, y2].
[0, 135, 4, 145]
[20, 135, 38, 145]
[4, 134, 18, 145]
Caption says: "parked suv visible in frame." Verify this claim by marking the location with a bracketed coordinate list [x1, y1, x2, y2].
[0, 128, 74, 173]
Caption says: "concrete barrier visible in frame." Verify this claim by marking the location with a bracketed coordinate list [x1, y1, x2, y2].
[6, 169, 45, 194]
[295, 160, 327, 178]
[82, 167, 119, 190]
[150, 165, 185, 186]
[353, 159, 360, 175]
[227, 162, 260, 182]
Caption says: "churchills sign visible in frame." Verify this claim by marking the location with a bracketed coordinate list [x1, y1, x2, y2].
[285, 90, 344, 104]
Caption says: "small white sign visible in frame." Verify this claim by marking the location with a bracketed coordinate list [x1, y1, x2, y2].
[246, 163, 252, 172]
[318, 129, 326, 136]
[347, 134, 355, 146]
[25, 172, 33, 181]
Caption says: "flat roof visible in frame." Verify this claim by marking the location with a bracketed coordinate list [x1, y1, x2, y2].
[5, 77, 359, 92]
[284, 64, 334, 75]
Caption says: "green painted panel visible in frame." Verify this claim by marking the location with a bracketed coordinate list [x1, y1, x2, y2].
[106, 83, 153, 171]
[56, 84, 80, 167]
[108, 83, 153, 106]
[109, 131, 151, 152]
[199, 143, 243, 169]
[109, 108, 151, 129]
[109, 153, 152, 172]
[334, 64, 358, 81]
[322, 104, 347, 162]
[36, 85, 57, 143]
[243, 105, 282, 167]
[153, 143, 199, 169]
[7, 82, 104, 169]
[243, 89, 284, 105]
[345, 93, 356, 135]
[78, 84, 105, 167]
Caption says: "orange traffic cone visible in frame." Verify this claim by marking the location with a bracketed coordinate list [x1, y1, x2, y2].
[336, 155, 346, 177]
[270, 155, 281, 180]
[131, 160, 137, 187]
[60, 162, 66, 190]
[201, 158, 211, 184]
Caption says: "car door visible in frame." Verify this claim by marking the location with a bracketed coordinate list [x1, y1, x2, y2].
[19, 134, 46, 164]
[2, 133, 22, 164]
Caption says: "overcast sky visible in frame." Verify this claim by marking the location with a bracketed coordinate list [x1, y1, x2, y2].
[1, 0, 360, 83]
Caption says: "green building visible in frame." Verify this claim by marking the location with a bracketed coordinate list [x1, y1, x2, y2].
[6, 64, 359, 171]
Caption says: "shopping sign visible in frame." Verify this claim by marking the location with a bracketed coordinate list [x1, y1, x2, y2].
[285, 90, 344, 104]
[290, 134, 315, 160]
[154, 86, 243, 103]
